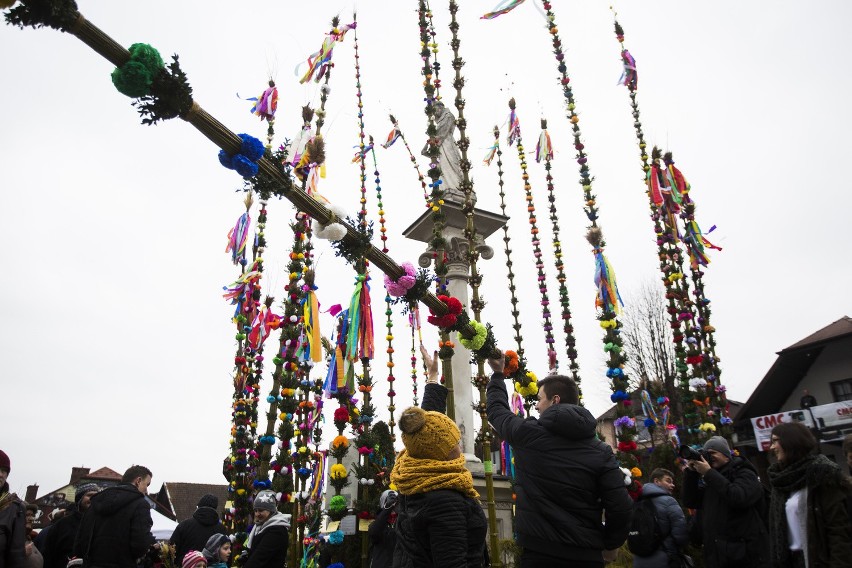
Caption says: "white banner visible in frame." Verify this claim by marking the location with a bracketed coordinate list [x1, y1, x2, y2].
[750, 410, 812, 451]
[809, 400, 852, 442]
[750, 401, 852, 450]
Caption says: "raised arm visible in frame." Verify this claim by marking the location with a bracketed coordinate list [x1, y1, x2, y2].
[419, 345, 447, 413]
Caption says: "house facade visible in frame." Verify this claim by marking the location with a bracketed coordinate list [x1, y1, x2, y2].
[733, 316, 852, 473]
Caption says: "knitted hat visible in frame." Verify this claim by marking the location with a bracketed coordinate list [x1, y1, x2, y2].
[398, 406, 460, 461]
[197, 493, 218, 509]
[0, 450, 9, 472]
[202, 533, 229, 562]
[75, 483, 100, 504]
[253, 490, 277, 513]
[703, 436, 732, 458]
[182, 550, 207, 568]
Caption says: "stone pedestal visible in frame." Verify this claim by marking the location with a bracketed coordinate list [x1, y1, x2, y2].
[474, 474, 516, 566]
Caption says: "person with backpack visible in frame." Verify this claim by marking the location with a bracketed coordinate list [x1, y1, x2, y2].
[682, 436, 769, 568]
[630, 468, 689, 568]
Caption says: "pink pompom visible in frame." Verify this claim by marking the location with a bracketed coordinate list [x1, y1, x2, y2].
[384, 262, 418, 297]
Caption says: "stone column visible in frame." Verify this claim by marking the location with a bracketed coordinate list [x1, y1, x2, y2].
[419, 230, 494, 472]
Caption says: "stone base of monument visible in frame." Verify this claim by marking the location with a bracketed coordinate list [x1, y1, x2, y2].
[471, 472, 516, 566]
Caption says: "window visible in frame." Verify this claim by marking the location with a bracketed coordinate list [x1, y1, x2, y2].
[830, 379, 852, 402]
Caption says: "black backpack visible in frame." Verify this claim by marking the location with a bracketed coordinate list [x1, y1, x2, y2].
[627, 494, 665, 557]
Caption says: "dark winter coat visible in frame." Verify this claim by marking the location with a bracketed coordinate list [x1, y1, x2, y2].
[768, 455, 852, 568]
[0, 485, 26, 568]
[632, 482, 689, 568]
[243, 514, 289, 568]
[368, 507, 397, 568]
[486, 373, 633, 563]
[73, 484, 155, 568]
[42, 506, 84, 568]
[682, 456, 769, 568]
[169, 507, 226, 563]
[392, 382, 487, 568]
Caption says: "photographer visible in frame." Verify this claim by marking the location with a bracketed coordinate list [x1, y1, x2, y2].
[367, 490, 398, 568]
[682, 436, 768, 568]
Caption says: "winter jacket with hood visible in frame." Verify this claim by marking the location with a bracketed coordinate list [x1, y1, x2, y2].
[682, 456, 769, 568]
[0, 484, 26, 568]
[169, 506, 226, 563]
[631, 482, 689, 568]
[486, 372, 633, 563]
[243, 513, 289, 568]
[392, 382, 488, 568]
[73, 484, 155, 568]
[42, 505, 84, 568]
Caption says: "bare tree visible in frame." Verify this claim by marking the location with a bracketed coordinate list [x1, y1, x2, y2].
[621, 280, 681, 422]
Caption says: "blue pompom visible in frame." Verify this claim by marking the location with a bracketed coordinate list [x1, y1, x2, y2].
[266, 395, 276, 403]
[328, 531, 344, 545]
[233, 154, 259, 178]
[644, 418, 655, 428]
[239, 133, 266, 162]
[219, 150, 234, 169]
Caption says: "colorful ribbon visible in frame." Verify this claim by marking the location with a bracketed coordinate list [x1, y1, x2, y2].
[225, 212, 251, 265]
[481, 0, 526, 20]
[535, 128, 553, 163]
[507, 109, 520, 146]
[483, 142, 499, 166]
[592, 251, 623, 315]
[296, 22, 356, 84]
[381, 127, 400, 149]
[618, 49, 637, 91]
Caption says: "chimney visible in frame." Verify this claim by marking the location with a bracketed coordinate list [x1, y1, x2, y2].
[70, 467, 90, 485]
[25, 484, 38, 504]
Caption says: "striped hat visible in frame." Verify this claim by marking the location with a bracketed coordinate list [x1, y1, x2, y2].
[182, 550, 207, 568]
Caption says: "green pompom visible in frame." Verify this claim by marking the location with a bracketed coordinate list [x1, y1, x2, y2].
[111, 60, 154, 98]
[128, 43, 164, 75]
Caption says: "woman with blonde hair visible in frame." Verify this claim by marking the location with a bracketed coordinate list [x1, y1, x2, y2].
[390, 346, 487, 568]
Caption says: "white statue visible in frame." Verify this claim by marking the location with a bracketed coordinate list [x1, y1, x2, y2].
[422, 101, 471, 204]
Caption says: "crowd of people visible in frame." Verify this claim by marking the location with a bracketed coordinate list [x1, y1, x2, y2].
[3, 348, 852, 568]
[376, 348, 852, 568]
[0, 458, 286, 568]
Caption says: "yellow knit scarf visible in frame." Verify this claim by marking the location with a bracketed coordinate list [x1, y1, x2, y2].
[391, 450, 479, 499]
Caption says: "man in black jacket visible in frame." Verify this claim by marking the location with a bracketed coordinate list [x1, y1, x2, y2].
[42, 483, 100, 568]
[73, 465, 156, 567]
[682, 436, 769, 568]
[0, 449, 26, 568]
[169, 494, 226, 564]
[486, 356, 633, 568]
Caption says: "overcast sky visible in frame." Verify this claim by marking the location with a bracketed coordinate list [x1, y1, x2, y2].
[1, 1, 850, 498]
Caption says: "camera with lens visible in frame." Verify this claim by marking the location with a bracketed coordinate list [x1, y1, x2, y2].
[679, 445, 709, 462]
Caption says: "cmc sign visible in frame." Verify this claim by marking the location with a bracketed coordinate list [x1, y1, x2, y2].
[750, 401, 852, 450]
[751, 411, 811, 451]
